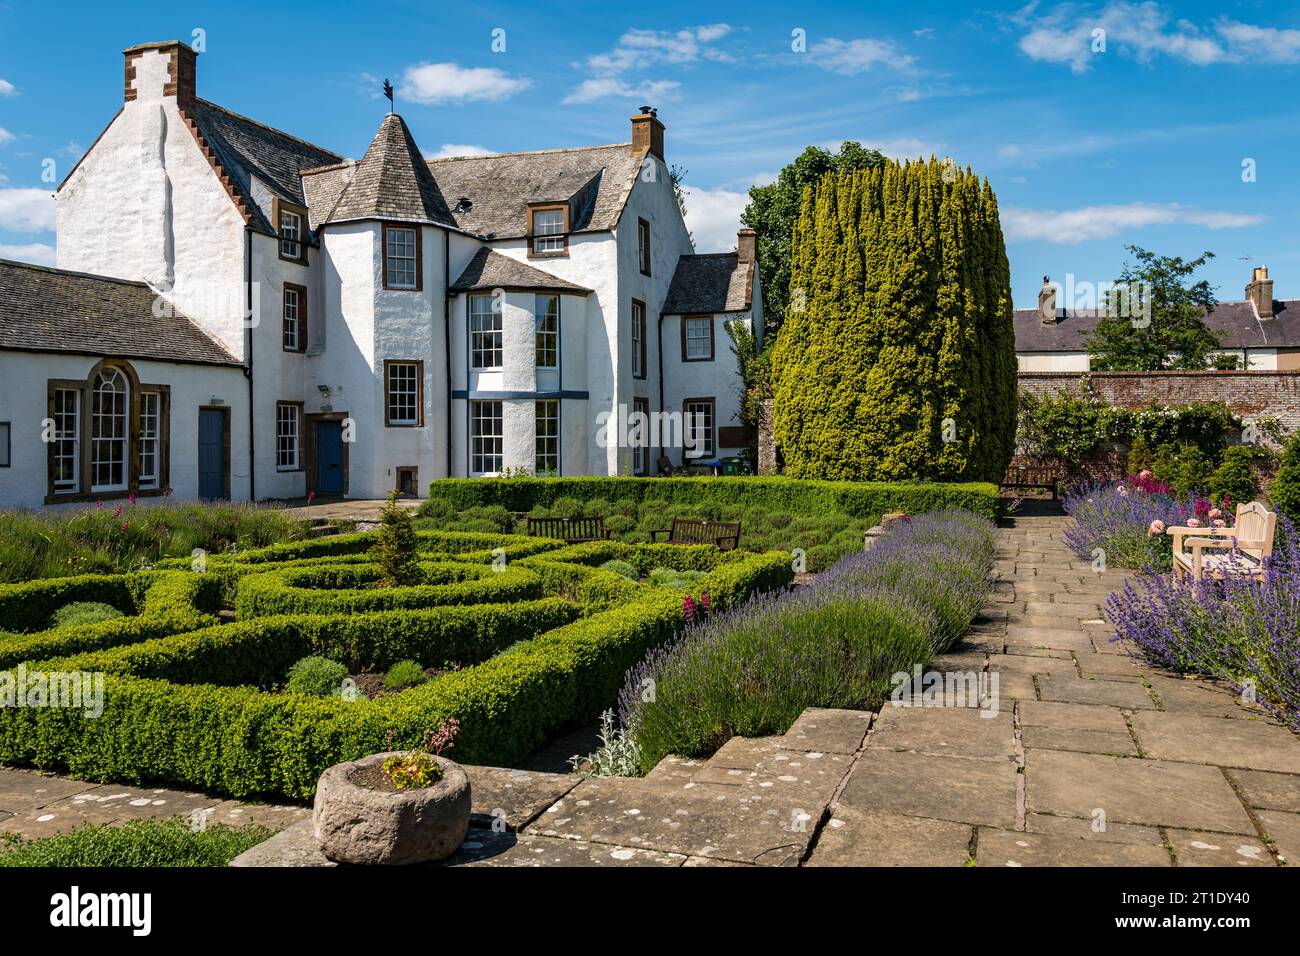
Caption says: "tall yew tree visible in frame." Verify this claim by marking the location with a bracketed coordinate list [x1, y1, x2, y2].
[771, 158, 1017, 482]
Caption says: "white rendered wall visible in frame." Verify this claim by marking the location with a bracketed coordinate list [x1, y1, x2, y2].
[0, 351, 249, 509]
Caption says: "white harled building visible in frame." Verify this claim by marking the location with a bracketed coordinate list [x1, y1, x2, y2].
[0, 40, 760, 508]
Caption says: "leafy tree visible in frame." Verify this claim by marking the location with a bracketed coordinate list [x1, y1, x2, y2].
[1209, 446, 1259, 505]
[741, 142, 886, 340]
[771, 157, 1018, 482]
[372, 490, 421, 587]
[1086, 246, 1222, 370]
[1270, 434, 1300, 520]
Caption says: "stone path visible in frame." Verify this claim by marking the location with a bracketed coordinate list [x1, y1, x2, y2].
[7, 514, 1300, 866]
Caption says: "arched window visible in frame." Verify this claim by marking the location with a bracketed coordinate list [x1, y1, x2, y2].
[91, 366, 129, 492]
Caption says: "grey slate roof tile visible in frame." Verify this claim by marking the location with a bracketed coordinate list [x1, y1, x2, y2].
[188, 99, 343, 235]
[427, 143, 641, 239]
[326, 114, 456, 227]
[0, 259, 241, 367]
[450, 248, 592, 294]
[662, 253, 753, 314]
[1015, 299, 1300, 352]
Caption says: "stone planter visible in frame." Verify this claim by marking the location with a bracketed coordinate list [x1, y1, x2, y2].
[312, 751, 471, 865]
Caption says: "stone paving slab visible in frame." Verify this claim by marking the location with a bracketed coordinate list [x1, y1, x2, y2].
[1130, 712, 1300, 773]
[1142, 676, 1258, 719]
[1037, 675, 1155, 709]
[1024, 749, 1256, 833]
[806, 806, 972, 867]
[868, 706, 1015, 761]
[986, 654, 1074, 677]
[1019, 700, 1130, 733]
[1020, 726, 1138, 756]
[1025, 812, 1163, 846]
[781, 708, 872, 754]
[464, 765, 580, 832]
[1226, 769, 1300, 812]
[1074, 653, 1149, 680]
[975, 829, 1171, 867]
[1255, 810, 1300, 863]
[1164, 829, 1275, 867]
[0, 768, 96, 812]
[838, 749, 1018, 829]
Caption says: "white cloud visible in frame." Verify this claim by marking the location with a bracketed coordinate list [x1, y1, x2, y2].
[0, 242, 55, 265]
[682, 184, 749, 253]
[399, 62, 530, 105]
[0, 187, 56, 232]
[1002, 201, 1266, 243]
[0, 127, 14, 146]
[562, 77, 680, 105]
[1015, 2, 1300, 72]
[566, 25, 732, 104]
[805, 37, 914, 75]
[998, 144, 1023, 159]
[0, 79, 14, 96]
[426, 143, 493, 160]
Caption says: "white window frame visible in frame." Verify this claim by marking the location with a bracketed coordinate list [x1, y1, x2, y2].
[385, 226, 418, 290]
[52, 388, 79, 493]
[90, 367, 129, 493]
[684, 399, 715, 459]
[684, 316, 714, 361]
[470, 400, 503, 476]
[283, 287, 301, 351]
[632, 397, 650, 476]
[535, 399, 559, 476]
[0, 421, 8, 469]
[535, 295, 559, 369]
[531, 207, 566, 255]
[386, 361, 420, 426]
[469, 294, 503, 369]
[279, 209, 303, 260]
[138, 391, 161, 489]
[632, 300, 645, 378]
[276, 402, 300, 471]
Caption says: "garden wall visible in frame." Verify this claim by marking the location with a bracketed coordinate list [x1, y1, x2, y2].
[1009, 370, 1300, 488]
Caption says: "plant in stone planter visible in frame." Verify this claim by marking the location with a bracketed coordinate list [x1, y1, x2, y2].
[312, 718, 470, 865]
[382, 719, 459, 790]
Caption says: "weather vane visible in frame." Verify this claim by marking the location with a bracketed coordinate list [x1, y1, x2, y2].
[383, 78, 394, 113]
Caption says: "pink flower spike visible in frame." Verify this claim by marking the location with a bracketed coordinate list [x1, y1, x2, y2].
[682, 594, 696, 623]
[121, 521, 129, 532]
[128, 493, 136, 505]
[96, 500, 103, 509]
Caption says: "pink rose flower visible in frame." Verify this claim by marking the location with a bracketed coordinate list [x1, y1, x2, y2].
[1187, 517, 1202, 528]
[1139, 469, 1152, 480]
[1148, 520, 1165, 537]
[1212, 518, 1226, 528]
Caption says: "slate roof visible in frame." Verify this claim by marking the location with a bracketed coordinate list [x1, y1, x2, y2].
[662, 253, 753, 314]
[188, 99, 343, 235]
[426, 144, 641, 239]
[1015, 299, 1300, 353]
[450, 248, 592, 295]
[324, 114, 456, 227]
[0, 260, 241, 366]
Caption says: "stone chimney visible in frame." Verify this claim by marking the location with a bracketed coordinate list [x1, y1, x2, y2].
[1246, 264, 1274, 319]
[1038, 275, 1057, 324]
[124, 41, 197, 108]
[631, 107, 665, 161]
[737, 227, 756, 264]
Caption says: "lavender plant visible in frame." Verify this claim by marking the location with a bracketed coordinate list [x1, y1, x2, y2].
[617, 511, 996, 772]
[1107, 518, 1300, 729]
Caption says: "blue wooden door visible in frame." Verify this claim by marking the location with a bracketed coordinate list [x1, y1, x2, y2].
[315, 420, 344, 494]
[197, 409, 227, 500]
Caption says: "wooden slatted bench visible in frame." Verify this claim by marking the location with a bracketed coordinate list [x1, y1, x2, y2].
[650, 518, 741, 551]
[526, 516, 612, 544]
[1000, 465, 1059, 500]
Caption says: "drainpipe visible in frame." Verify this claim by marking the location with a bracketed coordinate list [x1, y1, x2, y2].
[244, 226, 256, 502]
[443, 231, 453, 479]
[656, 311, 666, 468]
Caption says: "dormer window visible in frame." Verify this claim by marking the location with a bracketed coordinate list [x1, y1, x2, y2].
[529, 204, 568, 257]
[275, 199, 309, 264]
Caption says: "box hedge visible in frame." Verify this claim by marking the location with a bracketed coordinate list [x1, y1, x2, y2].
[426, 475, 1000, 521]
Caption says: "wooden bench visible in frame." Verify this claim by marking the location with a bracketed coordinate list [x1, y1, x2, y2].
[1168, 501, 1277, 583]
[1000, 465, 1059, 500]
[526, 516, 612, 544]
[650, 518, 741, 551]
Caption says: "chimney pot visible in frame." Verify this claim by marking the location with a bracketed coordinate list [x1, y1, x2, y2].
[1246, 264, 1275, 319]
[631, 109, 665, 161]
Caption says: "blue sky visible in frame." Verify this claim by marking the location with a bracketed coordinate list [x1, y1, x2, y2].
[1, 0, 1297, 307]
